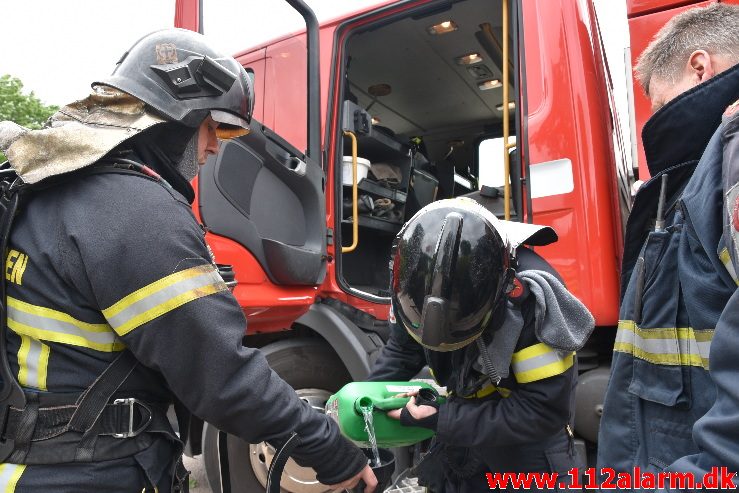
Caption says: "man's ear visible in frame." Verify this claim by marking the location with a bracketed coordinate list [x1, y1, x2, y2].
[687, 50, 716, 83]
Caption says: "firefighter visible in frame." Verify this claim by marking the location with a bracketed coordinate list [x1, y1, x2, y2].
[0, 29, 376, 492]
[659, 98, 739, 492]
[367, 198, 595, 492]
[597, 4, 739, 481]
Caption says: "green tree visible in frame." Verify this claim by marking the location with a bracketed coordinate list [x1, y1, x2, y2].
[0, 75, 59, 162]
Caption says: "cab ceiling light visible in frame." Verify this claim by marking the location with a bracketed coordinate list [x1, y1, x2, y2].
[427, 20, 458, 35]
[371, 116, 381, 125]
[496, 101, 516, 111]
[456, 53, 483, 65]
[478, 79, 502, 91]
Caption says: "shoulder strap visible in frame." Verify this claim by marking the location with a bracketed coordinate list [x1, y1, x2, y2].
[0, 169, 30, 461]
[0, 162, 148, 462]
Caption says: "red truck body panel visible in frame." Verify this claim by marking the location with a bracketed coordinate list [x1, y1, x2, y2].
[519, 0, 622, 325]
[175, 0, 736, 334]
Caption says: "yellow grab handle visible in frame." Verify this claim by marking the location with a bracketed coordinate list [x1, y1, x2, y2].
[342, 131, 359, 253]
[502, 0, 511, 221]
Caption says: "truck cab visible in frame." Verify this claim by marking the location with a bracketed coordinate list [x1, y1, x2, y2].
[174, 0, 732, 491]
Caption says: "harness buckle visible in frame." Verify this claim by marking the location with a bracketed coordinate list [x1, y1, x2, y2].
[112, 398, 152, 438]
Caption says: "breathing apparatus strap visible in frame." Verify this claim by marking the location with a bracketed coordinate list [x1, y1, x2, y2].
[0, 164, 188, 476]
[0, 169, 30, 462]
[473, 275, 529, 387]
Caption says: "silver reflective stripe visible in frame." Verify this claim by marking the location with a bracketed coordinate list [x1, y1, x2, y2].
[8, 305, 118, 347]
[24, 337, 44, 389]
[105, 269, 224, 331]
[510, 343, 574, 383]
[0, 463, 25, 491]
[726, 183, 739, 281]
[511, 350, 565, 374]
[614, 322, 712, 368]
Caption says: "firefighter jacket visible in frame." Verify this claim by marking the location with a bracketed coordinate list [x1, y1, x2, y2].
[597, 63, 739, 479]
[0, 155, 367, 491]
[368, 248, 582, 492]
[656, 97, 739, 491]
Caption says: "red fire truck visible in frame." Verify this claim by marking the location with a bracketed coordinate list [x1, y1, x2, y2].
[173, 0, 736, 491]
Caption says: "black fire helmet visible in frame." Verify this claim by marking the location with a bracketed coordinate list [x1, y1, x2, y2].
[391, 198, 514, 351]
[95, 28, 253, 138]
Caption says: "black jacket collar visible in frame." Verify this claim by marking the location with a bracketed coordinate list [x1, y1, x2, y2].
[643, 63, 739, 176]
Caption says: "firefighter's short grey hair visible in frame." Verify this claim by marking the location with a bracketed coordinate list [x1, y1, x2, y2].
[635, 3, 739, 95]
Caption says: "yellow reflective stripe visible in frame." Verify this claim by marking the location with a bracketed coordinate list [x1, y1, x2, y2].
[103, 264, 227, 336]
[614, 320, 712, 369]
[511, 342, 552, 361]
[7, 298, 123, 353]
[38, 342, 50, 391]
[462, 384, 512, 399]
[475, 384, 498, 398]
[0, 463, 25, 492]
[103, 265, 215, 318]
[719, 247, 739, 286]
[16, 335, 49, 391]
[511, 343, 575, 383]
[17, 336, 30, 388]
[8, 297, 110, 333]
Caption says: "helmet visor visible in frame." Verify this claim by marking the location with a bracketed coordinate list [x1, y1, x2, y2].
[211, 109, 250, 139]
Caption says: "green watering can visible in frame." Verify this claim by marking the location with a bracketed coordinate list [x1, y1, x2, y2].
[325, 381, 445, 448]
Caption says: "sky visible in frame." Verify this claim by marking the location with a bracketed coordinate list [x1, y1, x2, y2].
[2, 0, 630, 107]
[1, 0, 382, 105]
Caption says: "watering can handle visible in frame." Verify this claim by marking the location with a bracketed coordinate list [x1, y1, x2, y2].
[370, 387, 441, 412]
[371, 396, 412, 412]
[266, 432, 300, 493]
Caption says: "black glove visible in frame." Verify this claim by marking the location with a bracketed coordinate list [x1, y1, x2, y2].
[399, 390, 441, 431]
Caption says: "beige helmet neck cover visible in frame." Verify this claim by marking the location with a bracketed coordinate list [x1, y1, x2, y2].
[0, 86, 166, 184]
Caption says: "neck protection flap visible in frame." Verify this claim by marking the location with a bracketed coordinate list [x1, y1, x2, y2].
[0, 86, 166, 184]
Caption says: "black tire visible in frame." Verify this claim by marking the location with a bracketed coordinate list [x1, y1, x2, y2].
[202, 338, 352, 493]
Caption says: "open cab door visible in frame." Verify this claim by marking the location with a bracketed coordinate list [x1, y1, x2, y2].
[175, 0, 328, 333]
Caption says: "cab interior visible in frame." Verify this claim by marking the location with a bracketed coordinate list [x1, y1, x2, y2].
[336, 0, 521, 298]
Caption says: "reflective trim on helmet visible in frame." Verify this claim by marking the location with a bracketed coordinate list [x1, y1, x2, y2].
[511, 343, 574, 383]
[103, 264, 228, 336]
[7, 297, 124, 353]
[613, 320, 712, 369]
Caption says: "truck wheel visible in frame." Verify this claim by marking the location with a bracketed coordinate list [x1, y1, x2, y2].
[202, 338, 352, 493]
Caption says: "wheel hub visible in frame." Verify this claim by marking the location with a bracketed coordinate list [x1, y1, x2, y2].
[249, 388, 334, 493]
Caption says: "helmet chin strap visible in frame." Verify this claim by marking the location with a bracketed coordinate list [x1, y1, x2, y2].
[174, 133, 199, 182]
